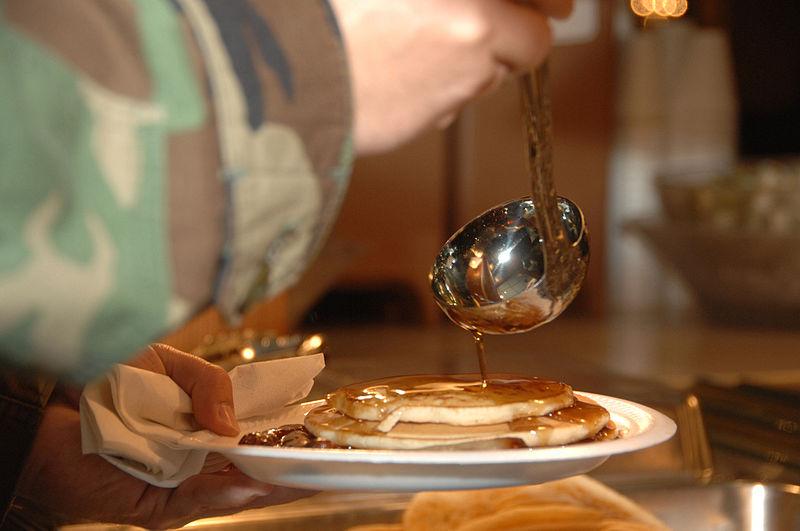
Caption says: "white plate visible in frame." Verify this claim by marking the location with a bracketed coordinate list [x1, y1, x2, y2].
[194, 393, 676, 492]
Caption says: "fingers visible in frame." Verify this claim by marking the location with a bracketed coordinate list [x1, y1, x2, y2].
[177, 468, 274, 512]
[487, 0, 574, 70]
[146, 343, 240, 436]
[484, 0, 554, 70]
[158, 468, 317, 528]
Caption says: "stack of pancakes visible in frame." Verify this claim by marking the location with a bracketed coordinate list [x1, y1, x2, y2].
[304, 374, 615, 450]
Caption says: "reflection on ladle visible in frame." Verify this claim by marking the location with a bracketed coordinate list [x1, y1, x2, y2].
[430, 63, 589, 338]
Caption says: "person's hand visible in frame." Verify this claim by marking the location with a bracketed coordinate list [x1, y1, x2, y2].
[329, 0, 573, 155]
[15, 344, 314, 529]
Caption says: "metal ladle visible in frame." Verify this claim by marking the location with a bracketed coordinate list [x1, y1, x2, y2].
[430, 65, 589, 335]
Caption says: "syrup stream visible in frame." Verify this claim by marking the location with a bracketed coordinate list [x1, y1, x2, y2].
[472, 330, 488, 386]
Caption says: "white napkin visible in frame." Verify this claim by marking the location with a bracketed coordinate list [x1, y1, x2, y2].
[80, 353, 325, 487]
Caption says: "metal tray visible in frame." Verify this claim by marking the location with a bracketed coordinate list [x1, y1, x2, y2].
[182, 481, 800, 531]
[591, 392, 713, 488]
[627, 481, 800, 531]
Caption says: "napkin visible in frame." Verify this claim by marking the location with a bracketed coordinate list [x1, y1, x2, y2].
[80, 353, 325, 487]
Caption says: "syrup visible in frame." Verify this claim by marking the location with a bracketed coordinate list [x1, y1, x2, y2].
[327, 399, 607, 437]
[336, 374, 572, 410]
[472, 330, 488, 385]
[443, 297, 551, 335]
[303, 398, 611, 449]
[508, 399, 609, 446]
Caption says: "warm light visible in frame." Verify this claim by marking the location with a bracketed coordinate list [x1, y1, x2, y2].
[750, 484, 766, 531]
[305, 334, 323, 350]
[654, 0, 676, 16]
[630, 0, 687, 18]
[240, 347, 255, 360]
[631, 0, 655, 17]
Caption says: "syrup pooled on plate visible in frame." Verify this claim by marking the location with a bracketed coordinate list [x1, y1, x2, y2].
[239, 424, 341, 449]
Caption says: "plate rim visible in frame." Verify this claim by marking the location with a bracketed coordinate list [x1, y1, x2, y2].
[215, 392, 677, 465]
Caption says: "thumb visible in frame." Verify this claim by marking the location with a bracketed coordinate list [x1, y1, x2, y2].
[147, 343, 240, 436]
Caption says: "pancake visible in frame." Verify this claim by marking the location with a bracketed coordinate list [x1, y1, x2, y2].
[327, 374, 575, 432]
[303, 398, 611, 450]
[398, 476, 670, 531]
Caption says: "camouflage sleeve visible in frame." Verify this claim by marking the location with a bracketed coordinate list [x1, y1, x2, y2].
[0, 0, 353, 382]
[180, 0, 355, 321]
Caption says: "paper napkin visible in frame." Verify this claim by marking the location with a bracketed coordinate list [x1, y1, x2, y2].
[80, 353, 325, 487]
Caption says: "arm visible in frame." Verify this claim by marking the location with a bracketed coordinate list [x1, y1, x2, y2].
[9, 345, 313, 529]
[331, 0, 573, 154]
[0, 2, 345, 524]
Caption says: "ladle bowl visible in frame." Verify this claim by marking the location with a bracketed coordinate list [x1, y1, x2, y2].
[430, 196, 589, 334]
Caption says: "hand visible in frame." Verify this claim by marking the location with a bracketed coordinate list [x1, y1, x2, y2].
[15, 344, 314, 529]
[329, 0, 573, 155]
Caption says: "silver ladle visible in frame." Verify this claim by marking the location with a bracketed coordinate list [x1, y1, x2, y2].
[430, 65, 589, 335]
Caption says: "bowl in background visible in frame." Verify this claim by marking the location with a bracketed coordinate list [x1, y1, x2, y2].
[629, 159, 800, 327]
[628, 221, 800, 327]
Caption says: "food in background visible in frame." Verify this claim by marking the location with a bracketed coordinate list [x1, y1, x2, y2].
[348, 475, 670, 531]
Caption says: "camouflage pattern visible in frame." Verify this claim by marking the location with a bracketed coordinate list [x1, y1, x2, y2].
[0, 0, 353, 382]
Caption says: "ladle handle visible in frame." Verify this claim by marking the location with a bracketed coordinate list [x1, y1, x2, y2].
[519, 63, 572, 297]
